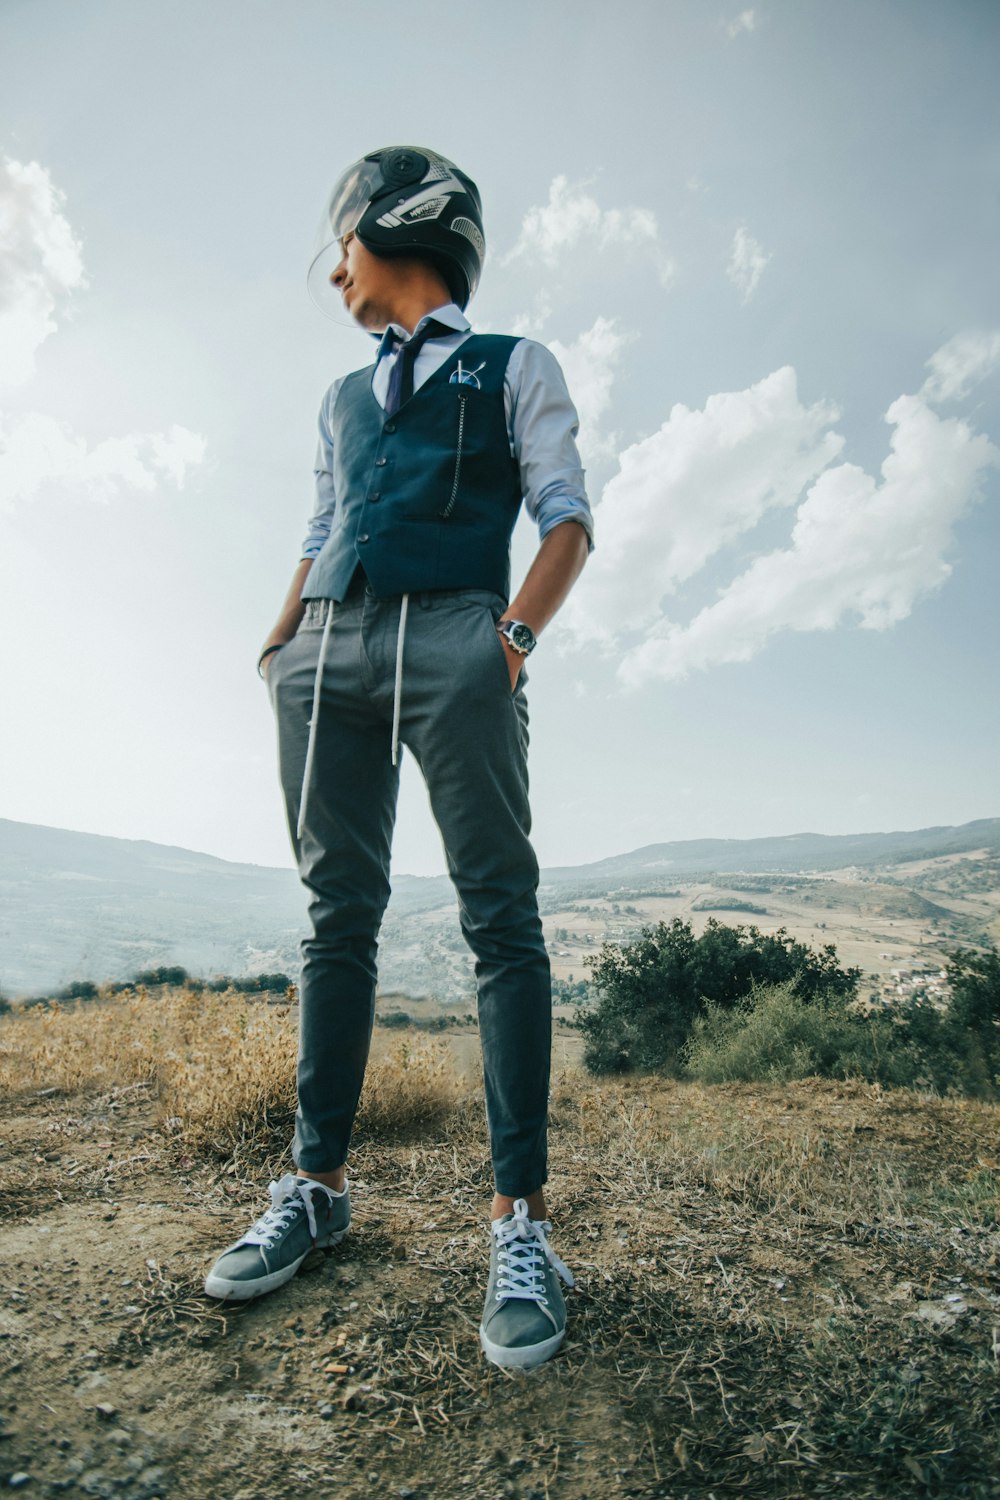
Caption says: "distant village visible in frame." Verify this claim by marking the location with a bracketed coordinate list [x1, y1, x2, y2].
[870, 958, 951, 1008]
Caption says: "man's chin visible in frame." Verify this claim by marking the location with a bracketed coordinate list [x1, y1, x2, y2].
[346, 300, 386, 335]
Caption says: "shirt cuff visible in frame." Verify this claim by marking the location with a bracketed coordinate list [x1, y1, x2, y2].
[535, 495, 595, 550]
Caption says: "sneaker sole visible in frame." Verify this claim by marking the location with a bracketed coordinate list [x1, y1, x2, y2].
[478, 1322, 566, 1370]
[203, 1225, 349, 1302]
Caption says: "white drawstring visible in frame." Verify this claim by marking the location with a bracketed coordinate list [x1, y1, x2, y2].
[296, 602, 335, 841]
[390, 592, 409, 767]
[297, 591, 407, 843]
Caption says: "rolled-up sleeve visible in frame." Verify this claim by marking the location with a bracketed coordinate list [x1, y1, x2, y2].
[300, 378, 343, 559]
[506, 340, 594, 549]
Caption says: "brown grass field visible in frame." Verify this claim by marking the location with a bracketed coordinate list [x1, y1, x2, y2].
[1, 986, 999, 1499]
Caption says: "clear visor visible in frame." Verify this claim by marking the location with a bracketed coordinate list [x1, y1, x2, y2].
[306, 159, 384, 319]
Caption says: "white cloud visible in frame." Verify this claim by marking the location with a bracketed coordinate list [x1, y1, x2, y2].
[921, 330, 1000, 405]
[503, 176, 676, 288]
[0, 157, 86, 388]
[510, 291, 553, 339]
[0, 412, 207, 511]
[561, 333, 1000, 686]
[561, 366, 842, 643]
[0, 157, 206, 509]
[617, 391, 997, 686]
[546, 317, 635, 466]
[725, 9, 758, 38]
[727, 226, 771, 302]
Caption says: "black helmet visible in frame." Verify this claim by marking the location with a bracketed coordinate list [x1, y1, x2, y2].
[308, 146, 485, 315]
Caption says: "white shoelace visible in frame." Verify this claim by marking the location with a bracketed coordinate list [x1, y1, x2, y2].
[238, 1172, 339, 1249]
[492, 1197, 575, 1303]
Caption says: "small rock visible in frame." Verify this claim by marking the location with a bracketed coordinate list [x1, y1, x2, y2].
[8, 1476, 31, 1491]
[95, 1403, 118, 1421]
[318, 1404, 335, 1420]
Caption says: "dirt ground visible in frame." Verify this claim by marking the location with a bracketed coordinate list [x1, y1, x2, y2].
[2, 1070, 1000, 1500]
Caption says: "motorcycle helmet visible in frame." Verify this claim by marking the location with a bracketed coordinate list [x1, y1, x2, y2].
[307, 146, 485, 316]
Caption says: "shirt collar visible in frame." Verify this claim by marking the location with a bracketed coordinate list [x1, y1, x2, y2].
[373, 302, 471, 348]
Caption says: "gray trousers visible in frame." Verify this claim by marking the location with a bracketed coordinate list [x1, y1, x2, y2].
[267, 574, 551, 1197]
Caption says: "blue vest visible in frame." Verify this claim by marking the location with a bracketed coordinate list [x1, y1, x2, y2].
[302, 334, 523, 601]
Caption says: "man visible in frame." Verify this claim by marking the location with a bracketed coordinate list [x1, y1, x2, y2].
[204, 147, 592, 1370]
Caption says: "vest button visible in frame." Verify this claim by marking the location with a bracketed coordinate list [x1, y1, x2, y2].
[357, 533, 369, 543]
[375, 457, 387, 467]
[369, 491, 382, 502]
[384, 422, 396, 434]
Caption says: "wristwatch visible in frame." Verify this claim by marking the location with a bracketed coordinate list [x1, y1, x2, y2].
[497, 619, 537, 656]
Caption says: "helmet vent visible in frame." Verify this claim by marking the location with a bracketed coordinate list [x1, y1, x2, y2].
[451, 217, 485, 258]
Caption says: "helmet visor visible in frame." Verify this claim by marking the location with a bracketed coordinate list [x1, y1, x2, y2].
[306, 158, 385, 316]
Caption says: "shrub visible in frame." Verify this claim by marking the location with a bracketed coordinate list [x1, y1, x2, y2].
[58, 979, 99, 1001]
[577, 917, 861, 1075]
[946, 946, 1000, 1086]
[683, 980, 996, 1097]
[684, 981, 883, 1085]
[133, 965, 189, 988]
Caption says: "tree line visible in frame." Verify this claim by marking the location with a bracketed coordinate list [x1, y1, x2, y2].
[1, 966, 293, 1012]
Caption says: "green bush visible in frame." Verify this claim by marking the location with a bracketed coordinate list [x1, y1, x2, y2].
[683, 981, 875, 1085]
[576, 917, 861, 1075]
[133, 965, 190, 988]
[946, 946, 1000, 1086]
[683, 979, 996, 1097]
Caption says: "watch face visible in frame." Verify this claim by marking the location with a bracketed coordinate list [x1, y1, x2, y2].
[508, 622, 535, 653]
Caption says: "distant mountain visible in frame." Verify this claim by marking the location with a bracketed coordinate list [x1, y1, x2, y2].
[0, 819, 450, 997]
[541, 819, 1000, 887]
[2, 816, 997, 996]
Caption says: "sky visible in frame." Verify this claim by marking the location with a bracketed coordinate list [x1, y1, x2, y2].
[1, 0, 998, 878]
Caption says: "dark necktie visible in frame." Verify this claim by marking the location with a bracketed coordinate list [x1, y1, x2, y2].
[382, 319, 453, 416]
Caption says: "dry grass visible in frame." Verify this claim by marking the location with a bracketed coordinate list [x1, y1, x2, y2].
[560, 1076, 1000, 1232]
[0, 986, 467, 1162]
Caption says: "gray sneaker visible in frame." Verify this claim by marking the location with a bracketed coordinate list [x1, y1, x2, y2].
[479, 1198, 575, 1369]
[204, 1173, 350, 1301]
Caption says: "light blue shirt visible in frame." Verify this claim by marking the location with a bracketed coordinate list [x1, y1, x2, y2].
[301, 303, 594, 560]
